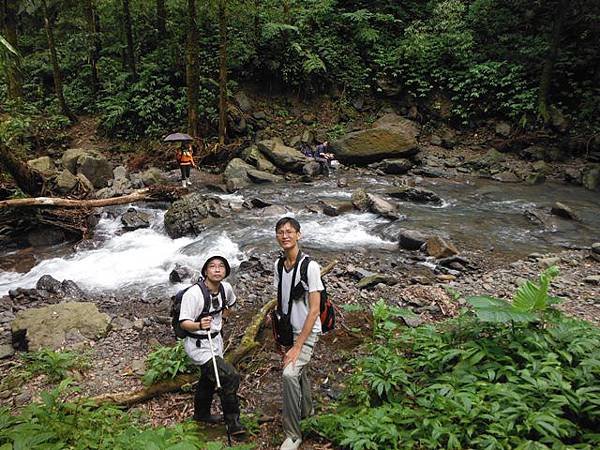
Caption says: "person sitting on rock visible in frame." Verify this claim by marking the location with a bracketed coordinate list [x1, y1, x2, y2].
[314, 141, 335, 175]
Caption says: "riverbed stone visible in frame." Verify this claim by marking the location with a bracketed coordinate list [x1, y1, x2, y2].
[62, 148, 88, 174]
[399, 230, 428, 250]
[367, 193, 399, 219]
[539, 257, 560, 268]
[302, 161, 322, 177]
[169, 264, 192, 283]
[370, 158, 414, 175]
[121, 208, 151, 231]
[550, 202, 580, 221]
[426, 236, 458, 258]
[351, 188, 369, 210]
[247, 168, 284, 184]
[241, 145, 277, 173]
[495, 122, 511, 137]
[331, 114, 419, 165]
[257, 140, 310, 173]
[356, 274, 397, 289]
[164, 193, 226, 238]
[583, 275, 600, 285]
[388, 186, 443, 205]
[525, 172, 546, 185]
[76, 153, 113, 188]
[27, 227, 68, 247]
[320, 200, 354, 217]
[36, 275, 62, 293]
[11, 302, 110, 351]
[592, 243, 600, 254]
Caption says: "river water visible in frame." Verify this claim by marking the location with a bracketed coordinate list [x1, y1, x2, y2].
[1, 172, 598, 297]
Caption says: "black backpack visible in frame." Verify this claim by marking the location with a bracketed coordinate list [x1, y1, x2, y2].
[276, 255, 335, 334]
[170, 278, 226, 339]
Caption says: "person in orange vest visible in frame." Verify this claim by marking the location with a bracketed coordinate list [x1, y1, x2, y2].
[176, 143, 196, 187]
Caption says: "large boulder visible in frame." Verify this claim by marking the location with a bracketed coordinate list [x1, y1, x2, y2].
[77, 153, 113, 188]
[241, 145, 277, 173]
[27, 156, 56, 175]
[370, 158, 414, 175]
[331, 113, 419, 165]
[141, 167, 167, 186]
[257, 139, 311, 173]
[11, 302, 110, 351]
[62, 148, 88, 174]
[223, 158, 253, 191]
[164, 193, 227, 238]
[367, 193, 399, 219]
[121, 207, 151, 230]
[246, 168, 283, 184]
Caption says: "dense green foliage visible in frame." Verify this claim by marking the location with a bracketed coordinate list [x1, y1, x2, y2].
[0, 380, 252, 449]
[1, 0, 598, 140]
[142, 341, 193, 386]
[307, 292, 600, 448]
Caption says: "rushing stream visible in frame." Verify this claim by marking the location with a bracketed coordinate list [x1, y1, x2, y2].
[1, 172, 598, 297]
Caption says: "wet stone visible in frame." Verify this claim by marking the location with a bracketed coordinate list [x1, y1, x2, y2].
[584, 276, 600, 285]
[592, 243, 600, 254]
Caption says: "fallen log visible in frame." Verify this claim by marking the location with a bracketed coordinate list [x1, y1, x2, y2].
[90, 259, 338, 407]
[0, 185, 182, 209]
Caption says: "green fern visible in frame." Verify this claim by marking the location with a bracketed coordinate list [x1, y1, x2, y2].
[466, 266, 561, 323]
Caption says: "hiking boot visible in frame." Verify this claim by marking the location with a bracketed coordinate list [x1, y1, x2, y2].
[186, 178, 192, 186]
[182, 180, 187, 187]
[224, 414, 246, 438]
[280, 437, 302, 450]
[193, 412, 222, 424]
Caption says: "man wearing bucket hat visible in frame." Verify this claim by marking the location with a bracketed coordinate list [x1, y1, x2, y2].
[179, 255, 246, 437]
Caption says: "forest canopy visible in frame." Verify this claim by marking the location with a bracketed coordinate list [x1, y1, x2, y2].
[1, 0, 599, 140]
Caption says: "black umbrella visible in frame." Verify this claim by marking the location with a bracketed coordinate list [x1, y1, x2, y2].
[164, 132, 193, 142]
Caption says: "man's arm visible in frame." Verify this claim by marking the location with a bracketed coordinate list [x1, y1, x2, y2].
[181, 317, 211, 332]
[283, 291, 320, 368]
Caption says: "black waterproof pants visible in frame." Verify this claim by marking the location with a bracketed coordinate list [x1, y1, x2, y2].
[194, 356, 240, 417]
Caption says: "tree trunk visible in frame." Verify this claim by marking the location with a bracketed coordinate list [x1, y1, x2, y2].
[84, 0, 100, 96]
[218, 0, 228, 146]
[2, 0, 23, 100]
[122, 0, 137, 81]
[156, 0, 166, 36]
[185, 0, 199, 137]
[538, 0, 568, 122]
[253, 0, 260, 48]
[41, 0, 73, 120]
[0, 144, 45, 197]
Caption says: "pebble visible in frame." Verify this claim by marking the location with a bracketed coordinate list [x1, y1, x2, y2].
[539, 257, 560, 268]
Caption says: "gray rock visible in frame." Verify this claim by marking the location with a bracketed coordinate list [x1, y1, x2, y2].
[257, 140, 310, 173]
[61, 280, 85, 299]
[550, 202, 580, 221]
[525, 172, 546, 185]
[563, 167, 582, 185]
[224, 158, 253, 184]
[164, 193, 226, 238]
[240, 145, 277, 173]
[111, 316, 134, 330]
[351, 188, 369, 211]
[55, 169, 79, 193]
[36, 275, 62, 293]
[582, 165, 600, 191]
[121, 208, 151, 230]
[388, 186, 442, 205]
[539, 257, 560, 268]
[169, 264, 192, 283]
[320, 200, 354, 217]
[302, 161, 322, 177]
[27, 156, 56, 175]
[61, 148, 88, 174]
[27, 227, 67, 247]
[234, 91, 252, 112]
[592, 243, 600, 254]
[77, 153, 113, 188]
[246, 168, 284, 184]
[0, 344, 15, 359]
[141, 167, 166, 186]
[370, 158, 413, 175]
[399, 230, 428, 250]
[357, 274, 397, 289]
[331, 114, 419, 165]
[367, 193, 399, 219]
[76, 173, 95, 192]
[11, 302, 110, 351]
[492, 171, 521, 183]
[430, 135, 443, 146]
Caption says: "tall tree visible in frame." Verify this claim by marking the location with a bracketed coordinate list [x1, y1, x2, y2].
[83, 0, 100, 96]
[537, 0, 568, 122]
[217, 0, 227, 145]
[1, 0, 23, 100]
[41, 0, 74, 120]
[185, 0, 199, 137]
[122, 0, 137, 80]
[156, 0, 166, 36]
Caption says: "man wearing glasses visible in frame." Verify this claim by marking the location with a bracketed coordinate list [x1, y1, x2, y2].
[273, 217, 323, 450]
[179, 255, 246, 437]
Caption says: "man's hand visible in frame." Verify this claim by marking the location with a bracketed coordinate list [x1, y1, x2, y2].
[283, 344, 301, 368]
[199, 316, 212, 330]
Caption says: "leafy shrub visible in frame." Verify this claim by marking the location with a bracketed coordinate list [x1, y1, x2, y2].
[0, 380, 253, 449]
[307, 272, 600, 449]
[20, 348, 90, 383]
[142, 341, 193, 386]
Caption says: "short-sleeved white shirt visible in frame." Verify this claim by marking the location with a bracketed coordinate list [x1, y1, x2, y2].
[179, 281, 236, 366]
[274, 254, 323, 334]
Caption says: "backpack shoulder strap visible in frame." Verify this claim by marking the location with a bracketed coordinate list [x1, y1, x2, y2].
[276, 256, 285, 311]
[197, 279, 212, 317]
[300, 256, 311, 284]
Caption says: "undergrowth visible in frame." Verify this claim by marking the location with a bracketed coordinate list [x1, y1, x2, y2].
[307, 268, 600, 449]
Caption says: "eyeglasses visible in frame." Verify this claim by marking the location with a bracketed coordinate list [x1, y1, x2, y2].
[207, 263, 225, 270]
[276, 230, 297, 237]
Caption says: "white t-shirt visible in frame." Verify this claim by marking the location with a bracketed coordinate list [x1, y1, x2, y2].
[274, 254, 323, 334]
[179, 281, 236, 365]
